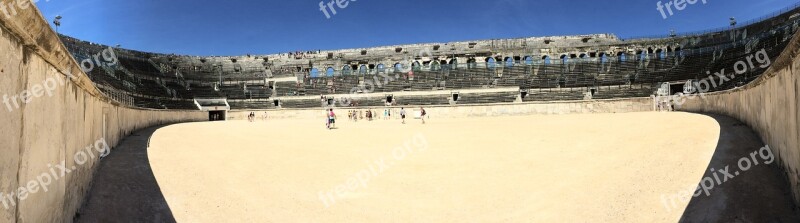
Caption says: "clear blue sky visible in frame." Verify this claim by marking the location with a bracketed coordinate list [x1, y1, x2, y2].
[35, 0, 799, 56]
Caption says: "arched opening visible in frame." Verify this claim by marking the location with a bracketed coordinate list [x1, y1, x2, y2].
[600, 53, 608, 64]
[342, 65, 352, 75]
[467, 58, 477, 69]
[636, 50, 645, 61]
[440, 60, 449, 70]
[560, 55, 568, 64]
[618, 52, 627, 62]
[310, 68, 319, 78]
[431, 61, 441, 71]
[377, 64, 385, 73]
[359, 65, 368, 75]
[486, 57, 496, 69]
[394, 63, 403, 72]
[326, 67, 335, 77]
[656, 49, 664, 60]
[505, 57, 514, 67]
[412, 61, 422, 72]
[524, 56, 533, 65]
[542, 56, 551, 65]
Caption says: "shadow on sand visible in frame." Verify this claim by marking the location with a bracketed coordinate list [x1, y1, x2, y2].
[677, 114, 799, 222]
[75, 124, 177, 223]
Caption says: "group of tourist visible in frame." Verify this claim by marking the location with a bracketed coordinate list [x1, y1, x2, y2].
[247, 112, 268, 122]
[285, 50, 321, 59]
[347, 109, 384, 121]
[339, 107, 426, 124]
[247, 112, 257, 122]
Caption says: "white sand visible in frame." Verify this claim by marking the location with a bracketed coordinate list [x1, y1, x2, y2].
[147, 112, 721, 222]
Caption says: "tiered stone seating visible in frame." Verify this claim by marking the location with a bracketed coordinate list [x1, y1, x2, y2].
[58, 6, 800, 110]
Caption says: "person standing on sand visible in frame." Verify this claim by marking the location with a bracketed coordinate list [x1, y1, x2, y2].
[327, 108, 337, 129]
[400, 107, 406, 124]
[420, 107, 426, 124]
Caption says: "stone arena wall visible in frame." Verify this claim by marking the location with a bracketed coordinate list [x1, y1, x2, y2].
[0, 5, 207, 223]
[679, 31, 800, 204]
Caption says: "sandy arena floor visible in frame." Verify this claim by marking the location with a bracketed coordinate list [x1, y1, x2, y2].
[76, 112, 800, 222]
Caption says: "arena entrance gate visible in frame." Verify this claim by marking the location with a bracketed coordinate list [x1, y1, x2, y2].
[195, 98, 230, 121]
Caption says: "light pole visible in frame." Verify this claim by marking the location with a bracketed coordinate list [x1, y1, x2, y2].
[730, 17, 738, 43]
[53, 15, 62, 33]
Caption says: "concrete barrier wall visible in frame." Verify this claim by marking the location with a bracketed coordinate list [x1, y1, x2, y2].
[679, 32, 800, 203]
[227, 98, 654, 120]
[0, 5, 206, 223]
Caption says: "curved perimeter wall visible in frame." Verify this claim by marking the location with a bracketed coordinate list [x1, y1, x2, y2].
[0, 5, 206, 223]
[680, 31, 800, 203]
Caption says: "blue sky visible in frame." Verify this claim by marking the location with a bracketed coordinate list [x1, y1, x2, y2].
[35, 0, 798, 56]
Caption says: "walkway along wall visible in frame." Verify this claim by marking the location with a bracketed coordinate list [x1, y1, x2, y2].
[0, 5, 206, 223]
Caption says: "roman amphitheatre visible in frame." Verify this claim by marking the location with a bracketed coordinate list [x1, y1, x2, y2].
[1, 2, 800, 223]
